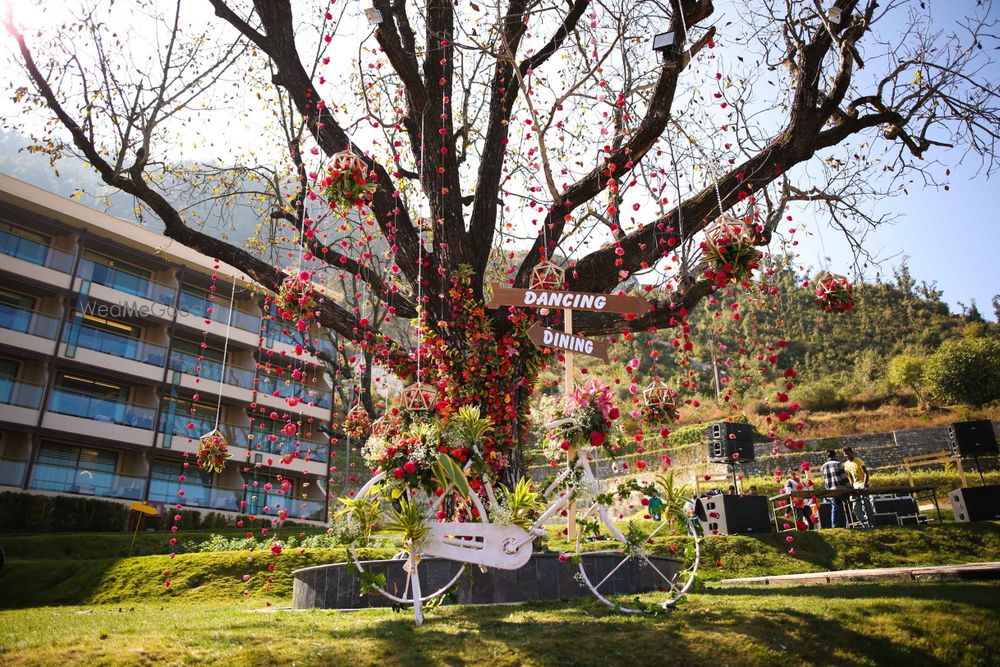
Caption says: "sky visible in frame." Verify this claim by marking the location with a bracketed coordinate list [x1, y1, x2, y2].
[1, 0, 997, 320]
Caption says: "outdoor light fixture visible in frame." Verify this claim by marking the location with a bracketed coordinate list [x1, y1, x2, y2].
[362, 3, 382, 26]
[652, 31, 678, 57]
[827, 6, 843, 23]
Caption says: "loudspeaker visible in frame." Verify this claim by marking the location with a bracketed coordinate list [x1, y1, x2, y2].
[707, 422, 757, 443]
[948, 420, 998, 458]
[708, 439, 756, 463]
[697, 494, 771, 535]
[951, 485, 1000, 522]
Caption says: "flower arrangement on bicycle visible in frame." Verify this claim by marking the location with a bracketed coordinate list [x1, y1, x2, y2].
[538, 379, 627, 463]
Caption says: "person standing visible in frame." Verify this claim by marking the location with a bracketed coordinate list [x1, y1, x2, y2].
[783, 470, 812, 530]
[820, 450, 851, 528]
[843, 447, 872, 527]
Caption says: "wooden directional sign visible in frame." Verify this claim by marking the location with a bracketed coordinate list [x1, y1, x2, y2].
[487, 283, 649, 314]
[526, 321, 609, 362]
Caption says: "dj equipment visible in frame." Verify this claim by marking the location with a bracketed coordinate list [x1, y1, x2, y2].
[950, 485, 1000, 522]
[707, 422, 757, 463]
[948, 420, 998, 458]
[697, 494, 771, 535]
[868, 494, 920, 527]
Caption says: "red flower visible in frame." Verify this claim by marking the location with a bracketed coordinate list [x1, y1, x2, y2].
[403, 461, 417, 474]
[392, 467, 404, 479]
[590, 431, 605, 448]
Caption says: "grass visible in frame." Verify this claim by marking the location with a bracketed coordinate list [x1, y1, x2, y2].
[0, 583, 998, 666]
[3, 522, 998, 609]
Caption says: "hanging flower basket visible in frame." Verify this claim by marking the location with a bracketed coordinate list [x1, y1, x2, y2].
[343, 405, 373, 439]
[197, 428, 231, 474]
[321, 150, 377, 208]
[642, 380, 680, 424]
[276, 271, 317, 327]
[700, 215, 762, 287]
[814, 272, 854, 313]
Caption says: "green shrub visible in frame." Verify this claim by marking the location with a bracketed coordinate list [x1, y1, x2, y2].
[795, 380, 847, 412]
[0, 492, 129, 533]
[924, 337, 1000, 406]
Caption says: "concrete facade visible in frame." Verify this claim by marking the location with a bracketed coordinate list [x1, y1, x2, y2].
[0, 174, 334, 523]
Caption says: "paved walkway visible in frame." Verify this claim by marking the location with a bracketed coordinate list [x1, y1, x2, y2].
[720, 561, 1000, 586]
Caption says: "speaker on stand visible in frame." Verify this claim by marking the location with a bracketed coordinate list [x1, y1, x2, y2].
[707, 422, 757, 493]
[948, 419, 999, 485]
[947, 420, 999, 522]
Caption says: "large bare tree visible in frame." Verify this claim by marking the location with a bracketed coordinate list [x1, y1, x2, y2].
[5, 0, 998, 475]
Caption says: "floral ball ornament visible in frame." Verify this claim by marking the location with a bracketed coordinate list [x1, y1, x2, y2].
[321, 150, 377, 209]
[196, 428, 231, 474]
[814, 272, 854, 313]
[276, 271, 317, 329]
[343, 405, 372, 439]
[700, 216, 762, 288]
[642, 381, 680, 424]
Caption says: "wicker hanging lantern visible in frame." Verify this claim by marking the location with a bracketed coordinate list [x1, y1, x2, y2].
[529, 260, 566, 290]
[402, 382, 438, 411]
[702, 214, 751, 251]
[643, 380, 678, 409]
[330, 149, 367, 174]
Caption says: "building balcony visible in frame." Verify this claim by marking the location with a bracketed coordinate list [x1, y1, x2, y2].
[243, 489, 326, 522]
[157, 410, 249, 454]
[60, 324, 167, 380]
[0, 228, 75, 289]
[247, 424, 330, 466]
[0, 377, 45, 426]
[77, 257, 176, 305]
[257, 375, 332, 410]
[43, 388, 156, 446]
[178, 292, 261, 334]
[147, 476, 241, 513]
[28, 463, 147, 500]
[174, 301, 261, 349]
[0, 304, 60, 355]
[166, 351, 255, 404]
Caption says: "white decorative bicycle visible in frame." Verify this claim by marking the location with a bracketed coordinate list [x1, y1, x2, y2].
[339, 416, 701, 625]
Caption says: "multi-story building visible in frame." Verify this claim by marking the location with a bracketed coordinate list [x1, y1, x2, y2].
[0, 174, 333, 523]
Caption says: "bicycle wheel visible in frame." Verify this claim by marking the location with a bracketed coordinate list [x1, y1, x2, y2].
[573, 459, 701, 613]
[338, 471, 490, 625]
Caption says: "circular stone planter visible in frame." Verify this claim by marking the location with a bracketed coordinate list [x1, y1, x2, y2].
[292, 553, 682, 609]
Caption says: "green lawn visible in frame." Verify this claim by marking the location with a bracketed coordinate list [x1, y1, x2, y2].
[1, 583, 997, 666]
[2, 522, 999, 665]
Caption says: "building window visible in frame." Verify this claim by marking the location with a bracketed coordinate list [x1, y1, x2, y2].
[0, 288, 37, 334]
[30, 442, 119, 495]
[82, 250, 151, 298]
[54, 373, 128, 402]
[0, 220, 50, 266]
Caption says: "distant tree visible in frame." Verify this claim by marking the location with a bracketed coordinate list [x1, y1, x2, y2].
[965, 300, 986, 323]
[887, 354, 927, 406]
[923, 338, 1000, 407]
[993, 294, 1000, 322]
